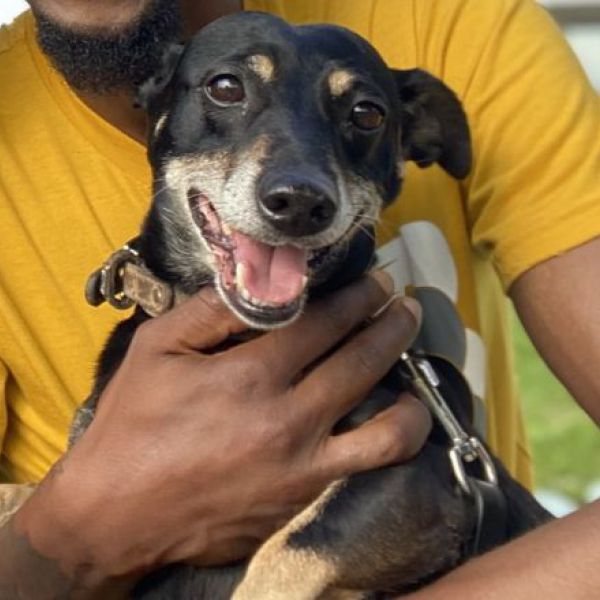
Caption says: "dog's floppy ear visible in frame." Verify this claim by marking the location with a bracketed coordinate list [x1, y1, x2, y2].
[135, 42, 185, 109]
[393, 69, 471, 179]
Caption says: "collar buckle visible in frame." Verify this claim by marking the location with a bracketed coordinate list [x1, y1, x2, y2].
[85, 240, 177, 317]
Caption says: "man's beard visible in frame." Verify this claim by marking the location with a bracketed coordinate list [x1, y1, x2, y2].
[34, 0, 183, 94]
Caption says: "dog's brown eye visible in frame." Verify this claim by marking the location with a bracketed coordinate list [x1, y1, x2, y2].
[350, 102, 385, 131]
[206, 74, 245, 105]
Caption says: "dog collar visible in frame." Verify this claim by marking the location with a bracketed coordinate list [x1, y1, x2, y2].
[84, 239, 189, 317]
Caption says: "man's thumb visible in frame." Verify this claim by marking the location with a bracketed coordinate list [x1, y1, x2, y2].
[149, 286, 247, 352]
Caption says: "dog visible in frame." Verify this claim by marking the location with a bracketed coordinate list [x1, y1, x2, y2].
[74, 11, 552, 599]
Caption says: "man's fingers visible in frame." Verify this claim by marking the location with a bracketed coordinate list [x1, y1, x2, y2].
[300, 297, 421, 424]
[137, 287, 248, 354]
[241, 271, 395, 384]
[321, 393, 432, 478]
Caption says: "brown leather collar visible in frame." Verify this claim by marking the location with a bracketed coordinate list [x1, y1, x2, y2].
[85, 240, 189, 317]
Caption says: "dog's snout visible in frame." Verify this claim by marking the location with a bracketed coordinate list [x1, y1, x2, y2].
[259, 183, 336, 237]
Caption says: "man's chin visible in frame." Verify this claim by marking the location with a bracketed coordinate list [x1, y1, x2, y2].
[28, 0, 155, 31]
[32, 0, 182, 94]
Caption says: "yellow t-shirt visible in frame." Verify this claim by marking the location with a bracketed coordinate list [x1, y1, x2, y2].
[1, 0, 599, 486]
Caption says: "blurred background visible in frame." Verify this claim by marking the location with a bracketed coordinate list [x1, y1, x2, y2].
[1, 0, 599, 513]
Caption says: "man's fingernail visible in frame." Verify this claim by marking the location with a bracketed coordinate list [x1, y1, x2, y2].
[401, 296, 422, 324]
[370, 270, 395, 295]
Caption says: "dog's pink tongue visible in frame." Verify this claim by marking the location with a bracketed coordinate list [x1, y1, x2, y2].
[232, 231, 308, 305]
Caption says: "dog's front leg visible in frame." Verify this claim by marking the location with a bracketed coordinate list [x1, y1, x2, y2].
[232, 482, 347, 600]
[233, 443, 475, 600]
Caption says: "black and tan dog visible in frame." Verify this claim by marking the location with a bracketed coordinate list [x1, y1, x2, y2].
[74, 12, 551, 599]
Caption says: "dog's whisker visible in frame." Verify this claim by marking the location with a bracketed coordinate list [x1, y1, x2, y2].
[356, 213, 398, 238]
[356, 224, 378, 244]
[373, 256, 401, 273]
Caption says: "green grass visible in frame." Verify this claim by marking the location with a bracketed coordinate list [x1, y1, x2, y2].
[511, 310, 600, 502]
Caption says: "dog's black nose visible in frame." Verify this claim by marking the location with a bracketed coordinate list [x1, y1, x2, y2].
[259, 184, 336, 237]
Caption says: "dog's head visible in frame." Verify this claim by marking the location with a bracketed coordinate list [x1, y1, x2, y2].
[137, 12, 470, 329]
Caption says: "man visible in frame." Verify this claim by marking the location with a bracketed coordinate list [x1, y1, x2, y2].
[0, 0, 598, 597]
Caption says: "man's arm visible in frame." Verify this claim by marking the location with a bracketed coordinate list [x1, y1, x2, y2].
[404, 498, 600, 599]
[511, 234, 600, 424]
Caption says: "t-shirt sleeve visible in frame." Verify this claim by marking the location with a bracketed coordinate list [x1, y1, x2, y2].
[462, 0, 600, 289]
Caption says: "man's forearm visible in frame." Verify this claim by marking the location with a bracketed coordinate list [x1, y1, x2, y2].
[404, 498, 600, 599]
[0, 482, 135, 600]
[1, 514, 76, 599]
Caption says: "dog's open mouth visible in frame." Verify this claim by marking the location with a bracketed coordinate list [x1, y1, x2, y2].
[189, 190, 322, 326]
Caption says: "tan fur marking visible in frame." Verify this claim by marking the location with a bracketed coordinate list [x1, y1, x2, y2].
[334, 165, 384, 235]
[321, 591, 368, 600]
[328, 70, 356, 97]
[0, 484, 36, 528]
[233, 481, 344, 600]
[247, 54, 275, 82]
[163, 137, 285, 328]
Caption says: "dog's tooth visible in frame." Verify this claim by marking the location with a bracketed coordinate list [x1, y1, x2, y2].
[222, 222, 232, 236]
[235, 263, 246, 288]
[235, 266, 254, 303]
[251, 294, 268, 307]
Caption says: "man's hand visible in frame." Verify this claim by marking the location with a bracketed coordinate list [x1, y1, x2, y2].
[5, 271, 429, 597]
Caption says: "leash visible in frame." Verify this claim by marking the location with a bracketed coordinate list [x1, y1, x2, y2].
[85, 241, 509, 555]
[397, 352, 508, 556]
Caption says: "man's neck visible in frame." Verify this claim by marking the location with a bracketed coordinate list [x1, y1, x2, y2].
[77, 0, 243, 144]
[181, 0, 243, 39]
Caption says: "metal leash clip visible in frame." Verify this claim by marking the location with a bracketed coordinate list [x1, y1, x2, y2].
[397, 351, 498, 496]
